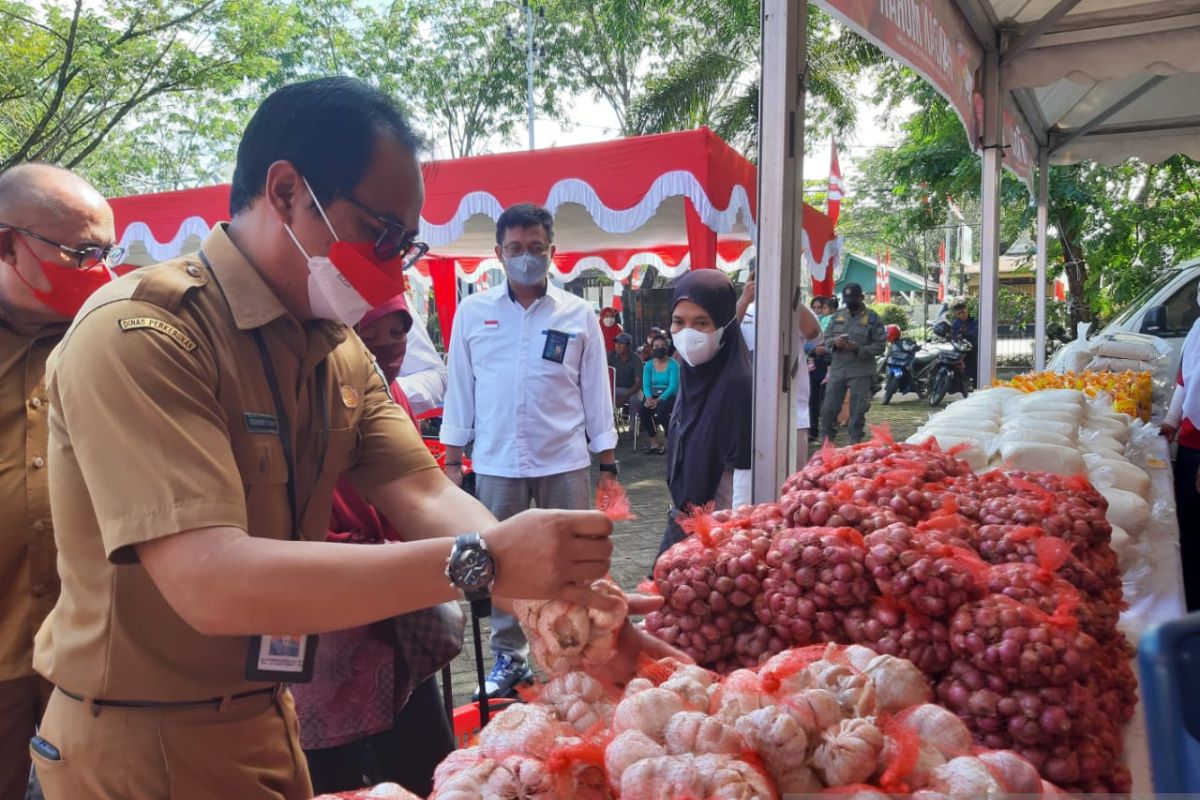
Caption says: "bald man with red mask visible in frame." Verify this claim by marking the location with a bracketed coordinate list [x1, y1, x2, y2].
[0, 163, 119, 800]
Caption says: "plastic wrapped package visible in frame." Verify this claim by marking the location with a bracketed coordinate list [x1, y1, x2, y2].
[1055, 323, 1093, 374]
[1086, 356, 1151, 373]
[1013, 402, 1086, 420]
[1097, 486, 1150, 535]
[1080, 415, 1130, 443]
[1088, 333, 1168, 364]
[1079, 428, 1125, 456]
[921, 415, 1001, 435]
[1009, 410, 1081, 427]
[1017, 388, 1088, 408]
[1082, 454, 1150, 497]
[998, 418, 1077, 441]
[992, 428, 1076, 450]
[996, 441, 1085, 475]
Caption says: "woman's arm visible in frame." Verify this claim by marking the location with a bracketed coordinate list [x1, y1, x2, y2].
[661, 360, 680, 401]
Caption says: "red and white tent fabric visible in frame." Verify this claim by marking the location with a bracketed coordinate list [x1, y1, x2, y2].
[109, 128, 843, 345]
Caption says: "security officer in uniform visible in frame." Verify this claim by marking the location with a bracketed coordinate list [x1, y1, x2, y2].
[818, 282, 886, 445]
[32, 78, 672, 800]
[0, 164, 118, 800]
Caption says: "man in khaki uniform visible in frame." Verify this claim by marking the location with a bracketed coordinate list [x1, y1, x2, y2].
[818, 282, 887, 445]
[0, 164, 119, 800]
[33, 78, 670, 800]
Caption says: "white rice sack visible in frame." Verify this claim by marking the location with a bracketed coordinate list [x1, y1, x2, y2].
[1098, 486, 1150, 534]
[1083, 454, 1150, 496]
[1080, 429, 1124, 456]
[1090, 337, 1161, 363]
[923, 417, 1001, 435]
[1109, 525, 1136, 559]
[970, 387, 1023, 405]
[993, 428, 1077, 450]
[997, 441, 1085, 475]
[999, 418, 1078, 441]
[1081, 416, 1130, 443]
[1016, 389, 1087, 409]
[1015, 402, 1085, 419]
[1087, 399, 1127, 422]
[1015, 410, 1082, 427]
[905, 434, 990, 471]
[1086, 356, 1150, 373]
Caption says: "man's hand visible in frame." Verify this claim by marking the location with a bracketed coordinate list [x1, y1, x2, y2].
[1160, 423, 1178, 441]
[444, 463, 464, 487]
[484, 509, 613, 603]
[815, 344, 827, 357]
[645, 396, 658, 410]
[598, 469, 619, 493]
[587, 594, 693, 686]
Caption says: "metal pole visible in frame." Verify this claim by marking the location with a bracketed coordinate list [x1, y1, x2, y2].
[752, 0, 805, 500]
[1035, 148, 1050, 370]
[525, 0, 535, 150]
[978, 50, 1004, 387]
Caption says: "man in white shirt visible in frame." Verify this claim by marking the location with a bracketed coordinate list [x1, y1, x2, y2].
[441, 204, 618, 699]
[396, 300, 448, 414]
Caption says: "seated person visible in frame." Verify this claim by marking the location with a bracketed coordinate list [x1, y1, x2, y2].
[608, 332, 643, 420]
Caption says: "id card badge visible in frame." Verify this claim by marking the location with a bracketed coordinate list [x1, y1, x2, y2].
[542, 329, 570, 364]
[245, 634, 318, 682]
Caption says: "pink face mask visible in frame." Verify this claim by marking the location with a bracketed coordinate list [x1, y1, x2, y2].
[11, 236, 113, 318]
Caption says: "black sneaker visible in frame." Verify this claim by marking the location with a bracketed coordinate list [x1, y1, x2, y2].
[471, 653, 534, 701]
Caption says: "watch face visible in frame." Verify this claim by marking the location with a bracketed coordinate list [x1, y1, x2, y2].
[452, 545, 495, 593]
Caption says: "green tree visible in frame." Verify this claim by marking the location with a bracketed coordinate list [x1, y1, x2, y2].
[0, 0, 295, 173]
[627, 2, 885, 154]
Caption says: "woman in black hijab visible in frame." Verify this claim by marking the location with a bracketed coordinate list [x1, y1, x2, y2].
[654, 269, 753, 561]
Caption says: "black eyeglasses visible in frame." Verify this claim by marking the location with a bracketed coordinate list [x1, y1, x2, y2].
[0, 223, 124, 268]
[339, 195, 429, 269]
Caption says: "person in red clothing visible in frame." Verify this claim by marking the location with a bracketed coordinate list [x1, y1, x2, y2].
[600, 305, 622, 354]
[1162, 307, 1200, 612]
[291, 293, 457, 796]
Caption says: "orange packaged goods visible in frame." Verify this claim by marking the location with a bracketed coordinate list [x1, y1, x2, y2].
[999, 369, 1153, 421]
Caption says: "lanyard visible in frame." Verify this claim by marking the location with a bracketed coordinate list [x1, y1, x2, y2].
[199, 251, 329, 541]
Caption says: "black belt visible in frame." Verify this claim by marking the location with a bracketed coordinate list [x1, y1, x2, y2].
[57, 686, 276, 709]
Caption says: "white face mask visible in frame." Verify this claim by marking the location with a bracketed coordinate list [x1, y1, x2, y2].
[602, 316, 615, 327]
[283, 177, 372, 327]
[504, 253, 550, 286]
[673, 319, 732, 367]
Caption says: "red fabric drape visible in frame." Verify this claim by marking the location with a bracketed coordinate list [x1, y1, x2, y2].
[428, 258, 458, 350]
[684, 197, 718, 269]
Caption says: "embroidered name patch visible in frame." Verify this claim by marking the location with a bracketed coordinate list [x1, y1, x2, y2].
[118, 317, 196, 352]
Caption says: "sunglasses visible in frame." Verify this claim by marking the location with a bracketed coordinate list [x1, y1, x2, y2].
[339, 195, 429, 269]
[1, 223, 125, 268]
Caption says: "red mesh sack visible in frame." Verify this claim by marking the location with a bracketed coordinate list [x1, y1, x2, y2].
[842, 599, 953, 674]
[782, 486, 902, 534]
[948, 595, 1099, 688]
[757, 527, 875, 646]
[863, 523, 989, 618]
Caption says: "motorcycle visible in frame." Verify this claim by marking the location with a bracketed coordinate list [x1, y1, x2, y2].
[927, 324, 975, 407]
[882, 337, 938, 404]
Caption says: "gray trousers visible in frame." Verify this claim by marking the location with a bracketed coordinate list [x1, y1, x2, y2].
[475, 468, 592, 662]
[819, 372, 873, 445]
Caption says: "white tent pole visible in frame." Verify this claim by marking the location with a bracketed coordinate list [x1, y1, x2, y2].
[978, 49, 1003, 387]
[1034, 148, 1050, 371]
[753, 0, 805, 501]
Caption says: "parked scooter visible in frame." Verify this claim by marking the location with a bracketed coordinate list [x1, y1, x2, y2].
[927, 321, 975, 407]
[882, 337, 938, 403]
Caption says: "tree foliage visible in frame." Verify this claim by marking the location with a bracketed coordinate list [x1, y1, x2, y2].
[0, 0, 294, 173]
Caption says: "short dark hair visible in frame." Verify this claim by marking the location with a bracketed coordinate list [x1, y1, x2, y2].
[811, 295, 826, 308]
[229, 77, 424, 216]
[953, 302, 968, 312]
[495, 203, 554, 245]
[826, 296, 839, 311]
[843, 282, 864, 296]
[651, 333, 669, 346]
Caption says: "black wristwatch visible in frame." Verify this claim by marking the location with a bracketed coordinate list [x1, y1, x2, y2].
[445, 532, 496, 616]
[599, 461, 620, 476]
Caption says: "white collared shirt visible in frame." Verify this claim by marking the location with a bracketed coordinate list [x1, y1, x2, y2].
[397, 303, 448, 414]
[441, 282, 617, 478]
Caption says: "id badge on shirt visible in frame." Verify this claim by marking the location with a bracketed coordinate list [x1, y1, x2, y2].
[542, 329, 570, 364]
[245, 634, 318, 682]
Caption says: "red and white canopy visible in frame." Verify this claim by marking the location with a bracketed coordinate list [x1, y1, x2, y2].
[110, 128, 841, 284]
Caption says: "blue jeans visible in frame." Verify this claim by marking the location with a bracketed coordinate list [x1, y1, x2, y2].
[474, 469, 592, 662]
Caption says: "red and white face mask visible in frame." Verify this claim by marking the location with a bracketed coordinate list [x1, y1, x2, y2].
[283, 177, 407, 326]
[11, 235, 113, 319]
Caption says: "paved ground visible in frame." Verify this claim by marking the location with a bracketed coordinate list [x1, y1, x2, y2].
[445, 395, 940, 706]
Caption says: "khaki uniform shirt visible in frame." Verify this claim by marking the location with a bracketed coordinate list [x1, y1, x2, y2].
[826, 307, 887, 378]
[0, 317, 63, 681]
[34, 224, 437, 702]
